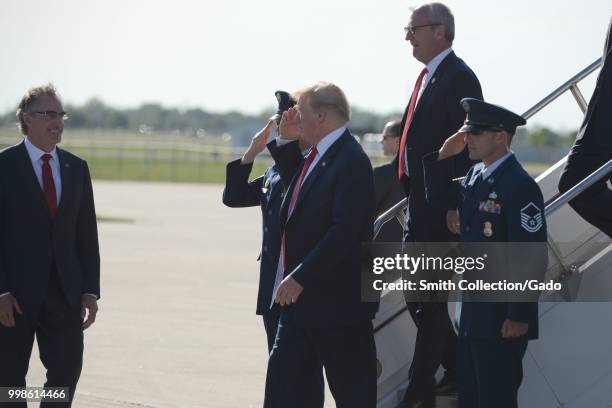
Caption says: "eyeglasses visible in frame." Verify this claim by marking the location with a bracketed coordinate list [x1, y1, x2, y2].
[29, 111, 69, 121]
[404, 23, 441, 36]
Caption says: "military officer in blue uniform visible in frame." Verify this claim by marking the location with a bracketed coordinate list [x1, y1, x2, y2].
[222, 91, 303, 352]
[422, 98, 547, 408]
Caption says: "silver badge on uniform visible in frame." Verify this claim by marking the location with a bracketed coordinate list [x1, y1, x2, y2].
[483, 221, 493, 237]
[489, 191, 497, 199]
[520, 202, 543, 232]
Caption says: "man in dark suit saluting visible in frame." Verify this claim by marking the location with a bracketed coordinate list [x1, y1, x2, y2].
[397, 3, 482, 407]
[0, 84, 100, 407]
[264, 82, 378, 408]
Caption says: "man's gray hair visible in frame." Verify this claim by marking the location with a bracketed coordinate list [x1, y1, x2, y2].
[16, 83, 59, 135]
[293, 81, 351, 123]
[414, 2, 455, 43]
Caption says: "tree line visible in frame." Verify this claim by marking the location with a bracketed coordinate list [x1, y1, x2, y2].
[0, 98, 576, 147]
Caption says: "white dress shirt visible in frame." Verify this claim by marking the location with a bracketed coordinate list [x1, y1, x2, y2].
[481, 151, 513, 180]
[303, 126, 346, 181]
[417, 47, 453, 100]
[275, 124, 347, 179]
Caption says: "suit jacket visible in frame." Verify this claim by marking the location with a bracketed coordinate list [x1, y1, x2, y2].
[574, 16, 612, 151]
[222, 141, 301, 315]
[222, 160, 283, 315]
[271, 131, 378, 328]
[0, 141, 100, 311]
[423, 152, 547, 340]
[373, 157, 405, 242]
[399, 51, 483, 242]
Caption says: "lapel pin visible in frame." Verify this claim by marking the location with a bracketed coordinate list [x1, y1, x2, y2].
[487, 178, 494, 184]
[489, 191, 497, 199]
[431, 77, 436, 84]
[321, 161, 326, 167]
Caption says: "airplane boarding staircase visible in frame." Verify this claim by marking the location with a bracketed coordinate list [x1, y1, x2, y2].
[373, 58, 612, 408]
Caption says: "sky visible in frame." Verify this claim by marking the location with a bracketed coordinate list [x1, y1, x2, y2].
[1, 0, 611, 131]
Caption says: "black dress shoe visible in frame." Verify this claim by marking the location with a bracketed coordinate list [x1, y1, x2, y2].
[435, 372, 458, 395]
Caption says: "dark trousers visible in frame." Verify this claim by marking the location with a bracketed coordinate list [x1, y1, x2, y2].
[0, 273, 83, 408]
[559, 145, 612, 238]
[457, 336, 528, 408]
[402, 222, 458, 401]
[264, 311, 377, 408]
[262, 306, 280, 353]
[403, 302, 457, 400]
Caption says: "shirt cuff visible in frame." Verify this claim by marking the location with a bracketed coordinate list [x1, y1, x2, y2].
[275, 137, 292, 146]
[83, 293, 98, 299]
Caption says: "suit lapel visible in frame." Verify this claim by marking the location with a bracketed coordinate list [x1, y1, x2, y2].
[282, 131, 351, 224]
[55, 148, 74, 218]
[279, 161, 300, 229]
[411, 52, 457, 122]
[463, 177, 489, 223]
[15, 141, 52, 218]
[265, 166, 289, 212]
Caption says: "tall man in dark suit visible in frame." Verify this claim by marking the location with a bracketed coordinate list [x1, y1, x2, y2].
[374, 120, 405, 242]
[0, 84, 100, 407]
[222, 91, 307, 352]
[559, 17, 612, 238]
[397, 3, 483, 406]
[264, 82, 378, 408]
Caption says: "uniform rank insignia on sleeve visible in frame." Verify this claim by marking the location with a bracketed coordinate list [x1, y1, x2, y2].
[520, 202, 543, 232]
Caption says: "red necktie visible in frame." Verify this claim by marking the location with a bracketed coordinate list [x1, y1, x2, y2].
[398, 67, 429, 179]
[41, 153, 57, 219]
[281, 146, 318, 274]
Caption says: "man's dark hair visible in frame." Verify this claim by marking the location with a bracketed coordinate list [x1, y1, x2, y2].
[16, 83, 59, 135]
[388, 120, 402, 138]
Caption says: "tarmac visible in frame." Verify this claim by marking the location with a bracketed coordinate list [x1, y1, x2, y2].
[24, 180, 336, 407]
